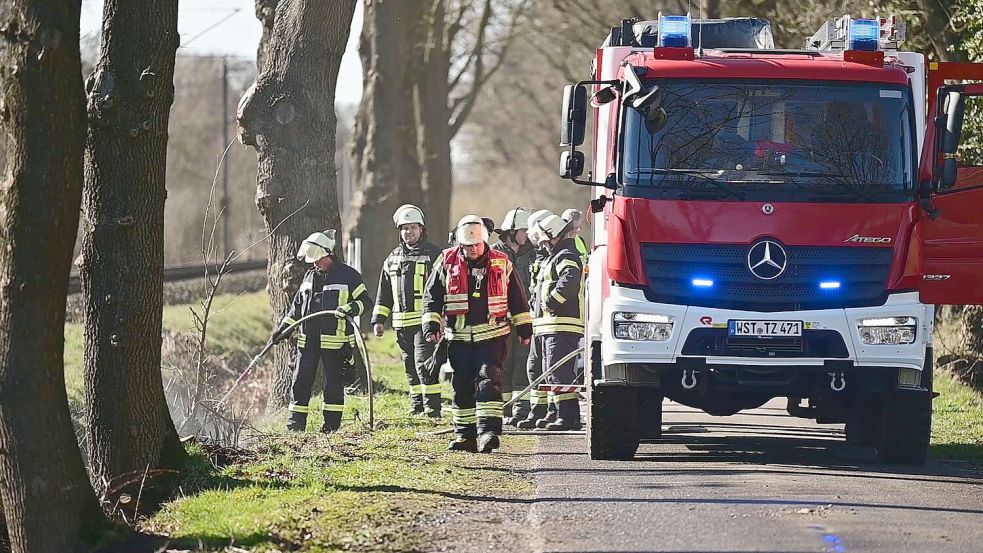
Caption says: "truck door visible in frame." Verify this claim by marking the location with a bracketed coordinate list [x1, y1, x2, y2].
[918, 62, 983, 304]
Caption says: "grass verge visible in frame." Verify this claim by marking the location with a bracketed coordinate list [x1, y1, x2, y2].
[931, 371, 983, 464]
[89, 291, 535, 552]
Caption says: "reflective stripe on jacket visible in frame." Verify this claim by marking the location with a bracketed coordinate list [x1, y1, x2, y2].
[281, 263, 372, 350]
[371, 241, 441, 329]
[533, 238, 585, 336]
[422, 247, 533, 343]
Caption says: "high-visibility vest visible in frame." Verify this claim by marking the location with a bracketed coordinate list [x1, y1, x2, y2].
[442, 246, 509, 319]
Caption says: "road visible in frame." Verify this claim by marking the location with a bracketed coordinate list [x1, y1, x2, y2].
[522, 399, 983, 553]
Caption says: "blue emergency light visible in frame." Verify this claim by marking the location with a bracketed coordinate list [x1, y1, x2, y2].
[658, 14, 691, 48]
[819, 280, 842, 290]
[692, 278, 714, 288]
[848, 18, 880, 51]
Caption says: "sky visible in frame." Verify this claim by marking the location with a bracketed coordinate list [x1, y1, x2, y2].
[80, 0, 365, 106]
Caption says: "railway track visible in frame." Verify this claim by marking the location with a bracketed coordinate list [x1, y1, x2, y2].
[67, 259, 268, 294]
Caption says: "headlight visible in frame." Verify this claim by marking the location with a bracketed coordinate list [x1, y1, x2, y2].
[613, 312, 674, 341]
[857, 316, 916, 345]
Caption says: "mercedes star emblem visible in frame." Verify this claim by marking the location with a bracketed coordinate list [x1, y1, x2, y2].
[762, 204, 775, 215]
[747, 240, 788, 280]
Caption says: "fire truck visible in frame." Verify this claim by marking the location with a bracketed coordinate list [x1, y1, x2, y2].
[559, 15, 983, 463]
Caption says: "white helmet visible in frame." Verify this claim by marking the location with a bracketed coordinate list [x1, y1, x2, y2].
[455, 215, 489, 246]
[538, 214, 570, 242]
[526, 209, 553, 245]
[561, 208, 583, 223]
[393, 204, 425, 228]
[500, 207, 530, 232]
[297, 230, 336, 263]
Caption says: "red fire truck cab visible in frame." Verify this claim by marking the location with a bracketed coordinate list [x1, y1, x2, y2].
[559, 15, 983, 462]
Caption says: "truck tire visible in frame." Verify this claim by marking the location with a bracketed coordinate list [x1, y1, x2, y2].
[587, 385, 640, 460]
[875, 358, 933, 465]
[638, 389, 663, 440]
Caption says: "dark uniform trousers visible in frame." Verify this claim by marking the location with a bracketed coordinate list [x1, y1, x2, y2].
[288, 346, 347, 432]
[544, 333, 581, 423]
[396, 326, 441, 414]
[448, 336, 508, 438]
[502, 330, 531, 418]
[525, 335, 551, 420]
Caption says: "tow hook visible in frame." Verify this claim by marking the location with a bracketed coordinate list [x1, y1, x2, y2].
[681, 369, 698, 390]
[829, 371, 846, 392]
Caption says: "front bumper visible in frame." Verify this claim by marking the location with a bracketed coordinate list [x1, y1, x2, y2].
[600, 287, 933, 376]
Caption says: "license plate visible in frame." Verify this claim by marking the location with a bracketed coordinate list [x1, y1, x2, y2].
[728, 320, 802, 337]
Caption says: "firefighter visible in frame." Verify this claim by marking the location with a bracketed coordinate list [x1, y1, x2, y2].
[492, 208, 534, 425]
[561, 208, 589, 267]
[372, 204, 443, 417]
[532, 214, 585, 431]
[516, 209, 556, 430]
[423, 215, 533, 453]
[272, 230, 373, 433]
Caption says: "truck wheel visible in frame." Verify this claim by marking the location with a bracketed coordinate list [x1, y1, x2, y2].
[587, 385, 640, 460]
[638, 389, 663, 440]
[875, 391, 931, 464]
[875, 358, 933, 465]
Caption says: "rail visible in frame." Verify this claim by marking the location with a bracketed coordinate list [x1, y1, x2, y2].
[67, 259, 268, 294]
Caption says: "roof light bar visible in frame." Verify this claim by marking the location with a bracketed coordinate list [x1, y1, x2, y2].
[658, 14, 691, 48]
[848, 18, 879, 51]
[805, 15, 906, 52]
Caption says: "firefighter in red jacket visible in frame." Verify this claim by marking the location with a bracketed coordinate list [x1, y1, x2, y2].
[272, 230, 372, 433]
[423, 215, 533, 453]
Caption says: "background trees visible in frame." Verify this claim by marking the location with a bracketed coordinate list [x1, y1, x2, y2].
[238, 0, 357, 407]
[0, 1, 111, 550]
[80, 0, 186, 499]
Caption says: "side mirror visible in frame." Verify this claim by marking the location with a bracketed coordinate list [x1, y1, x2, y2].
[937, 88, 966, 188]
[559, 150, 585, 178]
[560, 84, 587, 147]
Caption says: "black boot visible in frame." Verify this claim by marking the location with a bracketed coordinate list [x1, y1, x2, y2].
[546, 398, 582, 431]
[286, 411, 308, 432]
[448, 436, 478, 452]
[477, 432, 500, 453]
[424, 393, 442, 418]
[505, 399, 531, 426]
[535, 404, 558, 429]
[517, 404, 546, 430]
[320, 410, 342, 433]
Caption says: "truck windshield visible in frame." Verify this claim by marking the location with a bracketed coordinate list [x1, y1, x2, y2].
[621, 80, 915, 202]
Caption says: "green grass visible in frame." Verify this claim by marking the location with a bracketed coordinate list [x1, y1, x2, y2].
[932, 372, 983, 464]
[87, 291, 535, 551]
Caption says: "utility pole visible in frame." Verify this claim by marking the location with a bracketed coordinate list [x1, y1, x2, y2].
[221, 56, 230, 256]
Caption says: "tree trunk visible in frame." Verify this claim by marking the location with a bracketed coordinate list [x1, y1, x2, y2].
[238, 0, 356, 408]
[79, 0, 186, 500]
[416, 0, 453, 239]
[349, 0, 425, 296]
[0, 1, 112, 551]
[254, 0, 280, 71]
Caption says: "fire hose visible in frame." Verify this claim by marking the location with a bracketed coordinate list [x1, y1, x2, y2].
[216, 310, 375, 430]
[426, 344, 585, 436]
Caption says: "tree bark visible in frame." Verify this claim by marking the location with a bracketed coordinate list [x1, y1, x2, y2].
[254, 0, 280, 71]
[415, 0, 453, 239]
[238, 0, 356, 408]
[349, 0, 425, 296]
[0, 1, 112, 551]
[79, 0, 186, 500]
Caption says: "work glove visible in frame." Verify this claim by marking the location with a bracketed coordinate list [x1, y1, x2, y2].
[271, 323, 292, 344]
[335, 304, 354, 319]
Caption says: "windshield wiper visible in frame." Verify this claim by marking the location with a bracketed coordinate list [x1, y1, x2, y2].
[757, 171, 877, 202]
[635, 168, 746, 200]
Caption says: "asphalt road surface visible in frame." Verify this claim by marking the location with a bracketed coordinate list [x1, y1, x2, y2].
[524, 399, 983, 553]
